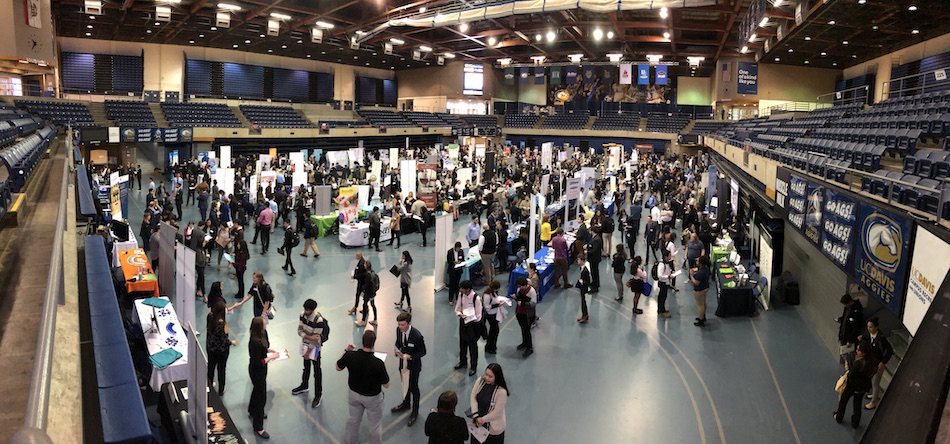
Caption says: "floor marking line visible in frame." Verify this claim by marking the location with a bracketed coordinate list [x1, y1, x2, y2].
[750, 318, 802, 444]
[381, 372, 458, 434]
[276, 388, 343, 444]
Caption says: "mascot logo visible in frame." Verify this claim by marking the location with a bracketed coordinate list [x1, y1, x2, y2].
[861, 213, 902, 272]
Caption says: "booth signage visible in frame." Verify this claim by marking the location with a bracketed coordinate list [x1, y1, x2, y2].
[786, 173, 807, 231]
[820, 188, 858, 271]
[851, 204, 913, 316]
[803, 183, 823, 247]
[903, 227, 950, 336]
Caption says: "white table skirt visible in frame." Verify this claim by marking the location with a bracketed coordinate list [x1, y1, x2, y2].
[339, 219, 392, 247]
[112, 239, 139, 267]
[134, 297, 189, 391]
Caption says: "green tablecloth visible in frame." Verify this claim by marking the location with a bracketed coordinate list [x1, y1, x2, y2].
[311, 212, 339, 238]
[711, 246, 731, 265]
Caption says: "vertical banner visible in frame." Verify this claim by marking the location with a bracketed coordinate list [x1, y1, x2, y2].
[119, 175, 130, 220]
[400, 159, 417, 197]
[601, 66, 614, 83]
[852, 204, 913, 316]
[215, 168, 235, 198]
[549, 67, 562, 85]
[175, 246, 196, 342]
[904, 228, 950, 335]
[314, 185, 332, 216]
[655, 65, 669, 85]
[774, 167, 790, 219]
[25, 0, 41, 28]
[337, 186, 359, 222]
[786, 173, 807, 232]
[110, 171, 122, 221]
[608, 145, 621, 171]
[566, 66, 578, 84]
[721, 62, 731, 83]
[737, 61, 759, 95]
[158, 222, 177, 298]
[434, 213, 454, 291]
[389, 147, 399, 166]
[619, 64, 633, 85]
[219, 145, 232, 168]
[820, 189, 858, 271]
[534, 67, 545, 85]
[583, 66, 596, 84]
[504, 67, 515, 85]
[417, 163, 438, 209]
[540, 142, 553, 169]
[637, 64, 650, 85]
[520, 67, 530, 84]
[803, 183, 823, 247]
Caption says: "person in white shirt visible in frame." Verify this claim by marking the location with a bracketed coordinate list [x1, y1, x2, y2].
[650, 201, 662, 222]
[453, 281, 483, 376]
[584, 188, 597, 210]
[657, 252, 674, 318]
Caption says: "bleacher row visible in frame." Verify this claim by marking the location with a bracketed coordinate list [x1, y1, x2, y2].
[0, 126, 57, 192]
[161, 102, 242, 128]
[645, 114, 692, 133]
[0, 117, 44, 148]
[540, 114, 589, 130]
[240, 105, 313, 128]
[16, 100, 96, 127]
[104, 101, 156, 127]
[591, 113, 640, 131]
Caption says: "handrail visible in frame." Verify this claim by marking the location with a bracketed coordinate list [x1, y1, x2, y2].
[8, 136, 67, 444]
[817, 84, 870, 106]
[882, 67, 949, 100]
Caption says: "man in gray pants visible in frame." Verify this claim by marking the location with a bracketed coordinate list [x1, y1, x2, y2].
[336, 328, 390, 444]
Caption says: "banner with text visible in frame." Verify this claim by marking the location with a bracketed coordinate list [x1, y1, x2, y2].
[852, 204, 914, 316]
[737, 61, 759, 95]
[903, 227, 950, 336]
[786, 172, 807, 232]
[637, 64, 650, 85]
[803, 182, 823, 247]
[655, 65, 668, 85]
[820, 188, 858, 272]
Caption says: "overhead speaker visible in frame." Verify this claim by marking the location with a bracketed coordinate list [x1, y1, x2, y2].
[349, 36, 360, 50]
[84, 0, 102, 15]
[215, 12, 231, 28]
[311, 28, 323, 43]
[412, 50, 422, 61]
[384, 43, 393, 55]
[437, 56, 444, 66]
[156, 6, 172, 22]
[267, 20, 279, 36]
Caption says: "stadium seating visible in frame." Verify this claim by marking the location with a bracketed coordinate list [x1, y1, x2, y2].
[434, 113, 467, 131]
[591, 113, 641, 131]
[0, 118, 43, 149]
[318, 120, 370, 129]
[356, 109, 414, 127]
[460, 115, 499, 132]
[645, 114, 691, 133]
[539, 114, 589, 130]
[688, 120, 729, 135]
[0, 126, 57, 192]
[104, 101, 156, 127]
[16, 100, 96, 127]
[504, 114, 540, 129]
[401, 111, 450, 128]
[161, 102, 242, 127]
[239, 105, 313, 128]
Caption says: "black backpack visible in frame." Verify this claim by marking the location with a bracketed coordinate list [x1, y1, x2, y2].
[316, 313, 330, 342]
[602, 217, 614, 233]
[651, 262, 659, 281]
[289, 229, 300, 247]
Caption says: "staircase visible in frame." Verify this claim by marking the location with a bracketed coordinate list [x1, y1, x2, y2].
[231, 105, 252, 128]
[585, 116, 597, 130]
[534, 116, 545, 129]
[86, 102, 111, 127]
[639, 118, 648, 131]
[149, 103, 169, 127]
[681, 120, 698, 135]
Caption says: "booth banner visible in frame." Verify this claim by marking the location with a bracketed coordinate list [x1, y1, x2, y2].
[803, 182, 823, 247]
[446, 144, 460, 160]
[433, 213, 454, 291]
[119, 175, 130, 221]
[259, 171, 277, 195]
[737, 61, 759, 95]
[540, 174, 550, 196]
[455, 167, 472, 192]
[418, 163, 439, 209]
[325, 151, 347, 168]
[820, 188, 858, 271]
[110, 172, 122, 221]
[400, 159, 417, 197]
[565, 177, 583, 200]
[903, 227, 950, 336]
[774, 166, 791, 219]
[541, 142, 553, 168]
[339, 221, 392, 247]
[348, 148, 365, 168]
[443, 159, 455, 171]
[786, 172, 807, 232]
[337, 186, 359, 222]
[852, 204, 914, 316]
[219, 145, 231, 169]
[214, 168, 235, 199]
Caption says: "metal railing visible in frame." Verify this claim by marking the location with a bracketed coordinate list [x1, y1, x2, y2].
[765, 101, 831, 115]
[816, 84, 871, 107]
[8, 137, 67, 444]
[882, 67, 950, 100]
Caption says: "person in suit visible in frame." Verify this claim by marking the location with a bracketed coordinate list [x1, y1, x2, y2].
[391, 312, 427, 426]
[454, 280, 482, 376]
[862, 317, 894, 410]
[576, 254, 592, 324]
[834, 341, 874, 429]
[513, 277, 536, 356]
[447, 242, 465, 305]
[586, 227, 603, 292]
[644, 215, 661, 266]
[837, 294, 865, 366]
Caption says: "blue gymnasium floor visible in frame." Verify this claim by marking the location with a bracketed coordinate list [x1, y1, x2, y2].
[126, 186, 868, 443]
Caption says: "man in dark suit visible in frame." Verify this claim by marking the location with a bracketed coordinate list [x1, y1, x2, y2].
[446, 242, 465, 305]
[390, 312, 426, 426]
[586, 227, 603, 292]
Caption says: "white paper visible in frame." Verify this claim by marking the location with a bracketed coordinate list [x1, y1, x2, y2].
[468, 423, 490, 443]
[462, 307, 477, 323]
[374, 352, 387, 362]
[273, 349, 291, 362]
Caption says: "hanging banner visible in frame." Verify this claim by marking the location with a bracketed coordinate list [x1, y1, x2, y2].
[619, 64, 633, 85]
[786, 172, 807, 232]
[504, 67, 515, 85]
[904, 228, 950, 336]
[655, 65, 669, 85]
[566, 66, 578, 84]
[534, 67, 545, 85]
[820, 188, 858, 272]
[583, 66, 596, 84]
[119, 175, 130, 220]
[774, 166, 790, 219]
[737, 61, 759, 95]
[520, 67, 530, 84]
[540, 142, 553, 169]
[803, 182, 823, 247]
[337, 186, 359, 222]
[549, 67, 562, 85]
[601, 66, 614, 83]
[400, 159, 417, 197]
[417, 163, 438, 209]
[25, 0, 41, 28]
[637, 64, 650, 85]
[852, 204, 913, 316]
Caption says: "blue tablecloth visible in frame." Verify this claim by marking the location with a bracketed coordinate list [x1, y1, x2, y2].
[602, 196, 616, 217]
[508, 246, 557, 302]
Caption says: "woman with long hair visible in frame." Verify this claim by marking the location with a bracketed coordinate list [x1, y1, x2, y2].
[394, 250, 414, 311]
[248, 316, 279, 439]
[206, 300, 236, 396]
[388, 207, 402, 248]
[539, 214, 552, 247]
[469, 363, 509, 443]
[425, 391, 469, 443]
[229, 271, 272, 319]
[612, 244, 628, 303]
[232, 240, 249, 299]
[629, 256, 647, 315]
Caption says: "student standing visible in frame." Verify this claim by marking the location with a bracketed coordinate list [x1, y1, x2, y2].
[425, 391, 470, 444]
[513, 277, 536, 357]
[292, 299, 329, 409]
[576, 255, 592, 324]
[337, 329, 390, 444]
[454, 281, 482, 376]
[388, 208, 402, 248]
[206, 300, 236, 396]
[394, 251, 414, 312]
[348, 251, 367, 315]
[690, 256, 711, 327]
[482, 280, 503, 355]
[232, 240, 249, 299]
[446, 243, 465, 305]
[612, 244, 628, 303]
[280, 219, 297, 276]
[864, 318, 894, 410]
[834, 342, 874, 429]
[586, 229, 603, 292]
[248, 317, 280, 439]
[469, 363, 509, 444]
[628, 256, 647, 315]
[656, 253, 674, 318]
[229, 272, 273, 319]
[356, 262, 380, 327]
[391, 312, 427, 426]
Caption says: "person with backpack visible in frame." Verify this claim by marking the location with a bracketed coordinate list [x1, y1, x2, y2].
[300, 216, 321, 258]
[600, 213, 614, 259]
[279, 218, 298, 276]
[292, 299, 330, 409]
[356, 261, 380, 327]
[644, 215, 661, 266]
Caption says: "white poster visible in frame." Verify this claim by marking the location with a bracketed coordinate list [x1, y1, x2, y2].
[608, 145, 621, 171]
[348, 148, 365, 168]
[108, 127, 120, 144]
[259, 154, 272, 170]
[109, 171, 122, 221]
[456, 167, 472, 192]
[566, 177, 583, 200]
[434, 213, 454, 291]
[213, 167, 235, 198]
[389, 148, 399, 166]
[904, 228, 950, 336]
[371, 160, 382, 183]
[220, 145, 231, 168]
[541, 142, 553, 169]
[730, 178, 739, 217]
[175, 246, 196, 335]
[758, 233, 773, 311]
[475, 145, 486, 158]
[26, 0, 41, 28]
[326, 151, 348, 168]
[619, 64, 633, 85]
[540, 174, 550, 196]
[400, 159, 417, 197]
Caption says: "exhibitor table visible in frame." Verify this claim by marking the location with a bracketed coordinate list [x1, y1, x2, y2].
[118, 248, 159, 297]
[159, 380, 243, 442]
[339, 218, 393, 247]
[508, 232, 575, 302]
[714, 264, 756, 317]
[134, 297, 189, 391]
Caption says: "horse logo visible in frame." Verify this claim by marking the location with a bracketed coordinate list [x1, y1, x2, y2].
[861, 212, 902, 271]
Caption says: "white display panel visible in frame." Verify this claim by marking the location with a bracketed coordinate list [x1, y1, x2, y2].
[903, 228, 950, 336]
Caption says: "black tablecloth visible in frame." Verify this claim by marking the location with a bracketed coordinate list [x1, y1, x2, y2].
[159, 380, 243, 443]
[714, 271, 757, 317]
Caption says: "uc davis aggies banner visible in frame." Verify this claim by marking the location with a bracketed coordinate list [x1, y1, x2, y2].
[852, 204, 913, 316]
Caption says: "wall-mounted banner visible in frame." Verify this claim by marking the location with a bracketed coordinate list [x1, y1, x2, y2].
[417, 163, 439, 209]
[534, 67, 545, 84]
[619, 64, 633, 85]
[583, 66, 596, 84]
[520, 67, 530, 84]
[549, 67, 561, 85]
[26, 0, 41, 28]
[803, 182, 823, 247]
[655, 65, 668, 85]
[820, 188, 858, 271]
[504, 67, 515, 85]
[786, 172, 807, 232]
[566, 66, 578, 84]
[903, 227, 950, 336]
[637, 64, 650, 85]
[852, 204, 913, 316]
[737, 61, 759, 95]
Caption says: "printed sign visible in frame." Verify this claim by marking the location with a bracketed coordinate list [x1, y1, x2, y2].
[852, 204, 913, 316]
[520, 67, 529, 84]
[655, 65, 668, 85]
[803, 183, 823, 247]
[620, 64, 632, 85]
[737, 61, 759, 95]
[936, 70, 947, 82]
[774, 167, 790, 218]
[903, 228, 950, 336]
[637, 64, 650, 85]
[566, 66, 578, 84]
[820, 188, 858, 271]
[786, 172, 807, 232]
[534, 67, 545, 85]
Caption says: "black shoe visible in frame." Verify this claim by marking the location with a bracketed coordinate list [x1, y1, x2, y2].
[522, 348, 534, 358]
[408, 413, 418, 427]
[291, 385, 309, 395]
[311, 395, 322, 408]
[516, 343, 526, 350]
[468, 368, 477, 376]
[281, 265, 287, 270]
[615, 297, 623, 303]
[256, 430, 270, 439]
[485, 349, 496, 354]
[391, 403, 409, 413]
[453, 362, 466, 370]
[833, 412, 842, 424]
[694, 319, 705, 327]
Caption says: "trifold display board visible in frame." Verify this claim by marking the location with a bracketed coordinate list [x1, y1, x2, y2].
[433, 213, 454, 291]
[774, 166, 914, 317]
[186, 322, 209, 444]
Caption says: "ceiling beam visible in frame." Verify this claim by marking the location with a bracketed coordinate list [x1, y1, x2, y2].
[714, 0, 745, 61]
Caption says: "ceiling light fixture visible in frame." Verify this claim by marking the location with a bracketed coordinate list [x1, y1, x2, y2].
[355, 30, 366, 35]
[281, 44, 287, 48]
[663, 31, 671, 39]
[908, 5, 917, 11]
[820, 52, 826, 56]
[189, 40, 194, 44]
[390, 38, 405, 45]
[487, 37, 496, 45]
[146, 29, 152, 33]
[307, 54, 311, 58]
[607, 53, 623, 62]
[775, 57, 780, 61]
[912, 29, 920, 34]
[459, 23, 469, 33]
[419, 6, 426, 13]
[297, 40, 302, 44]
[233, 44, 238, 48]
[315, 21, 334, 29]
[217, 2, 241, 11]
[741, 46, 749, 53]
[805, 36, 811, 40]
[828, 20, 836, 25]
[607, 31, 614, 39]
[546, 31, 555, 42]
[774, 0, 783, 6]
[748, 33, 756, 42]
[842, 40, 848, 44]
[155, 22, 161, 25]
[443, 53, 456, 58]
[498, 58, 512, 66]
[833, 62, 837, 66]
[199, 34, 204, 37]
[858, 0, 865, 3]
[245, 39, 250, 43]
[85, 32, 91, 36]
[593, 28, 603, 40]
[646, 54, 663, 63]
[788, 48, 793, 52]
[759, 17, 769, 27]
[270, 12, 291, 20]
[804, 60, 809, 64]
[659, 7, 668, 19]
[268, 49, 273, 52]
[210, 26, 217, 30]
[87, 24, 93, 28]
[535, 34, 542, 42]
[531, 55, 546, 64]
[419, 45, 433, 52]
[260, 34, 265, 37]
